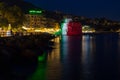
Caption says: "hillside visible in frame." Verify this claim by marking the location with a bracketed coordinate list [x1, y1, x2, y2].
[0, 0, 41, 13]
[0, 0, 119, 28]
[1, 0, 68, 21]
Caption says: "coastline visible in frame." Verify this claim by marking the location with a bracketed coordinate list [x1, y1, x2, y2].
[0, 32, 56, 64]
[82, 31, 119, 35]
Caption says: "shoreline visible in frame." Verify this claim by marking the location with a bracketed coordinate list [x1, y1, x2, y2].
[82, 31, 119, 35]
[0, 33, 56, 64]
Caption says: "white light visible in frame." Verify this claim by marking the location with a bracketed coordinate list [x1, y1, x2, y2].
[62, 18, 72, 35]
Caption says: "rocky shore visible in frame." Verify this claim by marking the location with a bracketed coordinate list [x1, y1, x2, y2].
[0, 33, 56, 64]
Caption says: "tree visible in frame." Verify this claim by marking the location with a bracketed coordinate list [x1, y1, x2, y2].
[0, 18, 8, 27]
[0, 2, 26, 28]
[0, 2, 6, 17]
[4, 5, 25, 28]
[0, 2, 8, 27]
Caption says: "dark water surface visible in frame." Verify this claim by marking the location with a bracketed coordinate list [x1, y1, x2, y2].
[1, 33, 120, 80]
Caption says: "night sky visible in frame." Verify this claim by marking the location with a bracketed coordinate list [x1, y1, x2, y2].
[24, 0, 120, 21]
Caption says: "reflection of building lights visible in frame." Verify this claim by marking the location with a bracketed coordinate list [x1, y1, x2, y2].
[38, 53, 46, 62]
[82, 35, 93, 76]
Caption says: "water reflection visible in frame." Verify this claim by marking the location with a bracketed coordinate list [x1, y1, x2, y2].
[0, 62, 37, 80]
[93, 34, 119, 80]
[28, 52, 47, 80]
[1, 34, 120, 80]
[82, 35, 95, 80]
[28, 62, 47, 80]
[46, 37, 62, 80]
[60, 36, 82, 80]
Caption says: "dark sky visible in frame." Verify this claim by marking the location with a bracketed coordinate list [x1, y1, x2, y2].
[24, 0, 120, 21]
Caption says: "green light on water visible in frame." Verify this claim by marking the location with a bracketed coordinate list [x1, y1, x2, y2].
[38, 52, 46, 62]
[28, 53, 47, 80]
[28, 63, 46, 80]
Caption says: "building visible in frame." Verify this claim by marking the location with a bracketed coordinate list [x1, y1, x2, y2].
[24, 10, 46, 28]
[61, 18, 82, 36]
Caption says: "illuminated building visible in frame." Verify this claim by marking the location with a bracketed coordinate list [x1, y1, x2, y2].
[82, 25, 95, 33]
[61, 18, 82, 36]
[24, 10, 46, 28]
[61, 18, 72, 35]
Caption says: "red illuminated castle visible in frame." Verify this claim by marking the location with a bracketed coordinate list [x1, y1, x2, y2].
[67, 20, 82, 36]
[61, 18, 82, 36]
